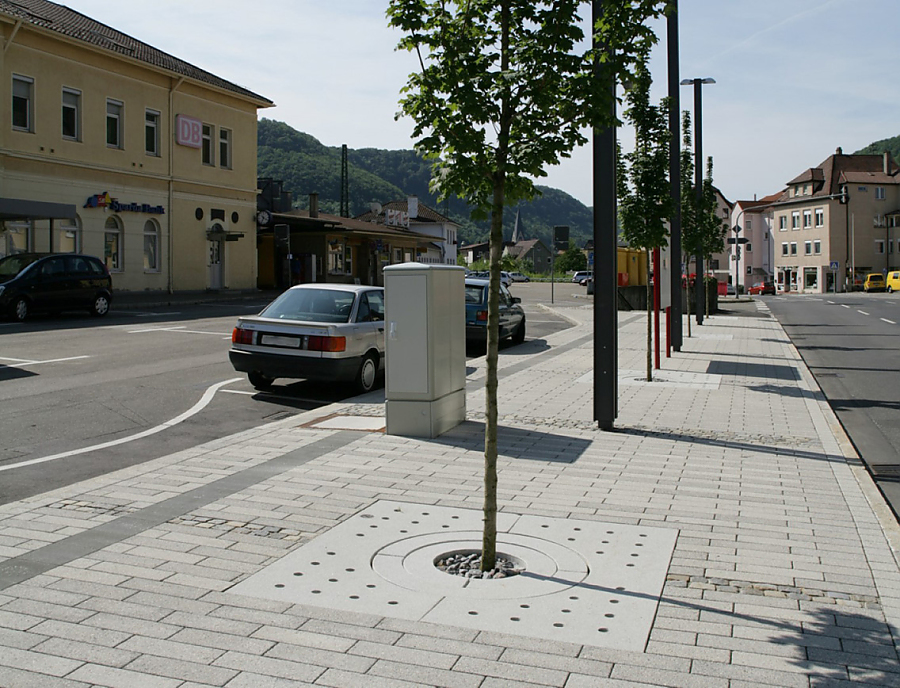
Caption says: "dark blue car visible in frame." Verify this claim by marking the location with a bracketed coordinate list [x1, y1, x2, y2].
[464, 278, 526, 344]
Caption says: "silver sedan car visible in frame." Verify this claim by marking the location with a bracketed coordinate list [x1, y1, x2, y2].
[229, 284, 385, 392]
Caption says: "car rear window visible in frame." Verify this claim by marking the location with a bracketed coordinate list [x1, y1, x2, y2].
[261, 288, 357, 323]
[465, 284, 485, 304]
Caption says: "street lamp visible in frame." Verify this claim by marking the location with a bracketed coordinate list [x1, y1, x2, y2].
[680, 77, 715, 324]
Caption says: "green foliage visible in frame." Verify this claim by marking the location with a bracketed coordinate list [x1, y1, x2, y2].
[854, 135, 900, 161]
[679, 110, 699, 261]
[700, 157, 725, 259]
[554, 244, 587, 272]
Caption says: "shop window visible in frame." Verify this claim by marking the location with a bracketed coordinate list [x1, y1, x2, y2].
[202, 123, 214, 165]
[145, 109, 160, 156]
[143, 219, 160, 271]
[56, 216, 81, 253]
[815, 208, 824, 227]
[12, 75, 33, 132]
[62, 88, 80, 140]
[3, 221, 31, 256]
[219, 128, 232, 169]
[106, 99, 123, 148]
[104, 216, 123, 272]
[804, 267, 817, 290]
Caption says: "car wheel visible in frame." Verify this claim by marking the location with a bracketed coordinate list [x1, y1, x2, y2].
[90, 294, 110, 317]
[11, 297, 29, 322]
[511, 319, 526, 344]
[889, 286, 893, 293]
[355, 353, 379, 394]
[248, 371, 274, 390]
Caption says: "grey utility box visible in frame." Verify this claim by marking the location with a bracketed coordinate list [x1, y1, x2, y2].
[384, 263, 466, 438]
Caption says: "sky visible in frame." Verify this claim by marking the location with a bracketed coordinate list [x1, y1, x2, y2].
[58, 0, 900, 208]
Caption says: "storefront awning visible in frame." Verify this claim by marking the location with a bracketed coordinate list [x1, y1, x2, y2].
[0, 198, 77, 221]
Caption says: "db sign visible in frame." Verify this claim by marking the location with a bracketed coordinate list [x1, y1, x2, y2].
[176, 115, 202, 149]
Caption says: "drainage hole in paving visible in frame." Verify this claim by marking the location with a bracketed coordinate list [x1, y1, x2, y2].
[311, 561, 320, 566]
[275, 584, 284, 588]
[366, 584, 376, 589]
[435, 550, 524, 579]
[615, 586, 625, 590]
[510, 617, 520, 622]
[605, 613, 614, 618]
[345, 568, 355, 572]
[312, 590, 321, 594]
[598, 627, 608, 633]
[293, 572, 303, 576]
[388, 601, 398, 605]
[561, 609, 571, 613]
[553, 623, 564, 628]
[350, 595, 359, 599]
[468, 611, 478, 615]
[520, 604, 530, 609]
[327, 551, 336, 556]
[328, 579, 337, 583]
[610, 599, 620, 604]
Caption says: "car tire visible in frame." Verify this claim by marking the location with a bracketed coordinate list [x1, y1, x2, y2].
[90, 294, 110, 317]
[248, 371, 275, 390]
[511, 319, 526, 344]
[355, 353, 379, 394]
[11, 297, 29, 322]
[889, 286, 893, 293]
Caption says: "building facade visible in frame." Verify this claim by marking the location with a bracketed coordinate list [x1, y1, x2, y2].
[730, 193, 779, 288]
[355, 197, 458, 266]
[1, 0, 272, 293]
[770, 149, 899, 293]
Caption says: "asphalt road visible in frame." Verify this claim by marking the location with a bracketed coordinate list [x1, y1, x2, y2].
[0, 289, 574, 504]
[763, 291, 900, 516]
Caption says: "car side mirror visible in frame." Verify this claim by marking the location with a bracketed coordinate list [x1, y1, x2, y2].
[511, 296, 521, 304]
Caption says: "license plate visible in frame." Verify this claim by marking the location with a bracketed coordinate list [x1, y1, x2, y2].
[260, 334, 301, 348]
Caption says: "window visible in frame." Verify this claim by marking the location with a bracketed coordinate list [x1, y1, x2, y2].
[876, 186, 885, 200]
[145, 109, 160, 156]
[791, 211, 800, 229]
[143, 219, 159, 271]
[104, 216, 122, 271]
[804, 267, 817, 290]
[202, 124, 214, 165]
[746, 243, 752, 253]
[328, 240, 346, 274]
[62, 88, 80, 140]
[779, 216, 787, 231]
[106, 99, 123, 148]
[12, 75, 33, 131]
[782, 242, 789, 256]
[746, 218, 752, 230]
[875, 239, 885, 255]
[56, 216, 81, 253]
[814, 240, 821, 255]
[803, 210, 812, 228]
[804, 241, 812, 255]
[815, 208, 824, 227]
[746, 266, 752, 275]
[219, 128, 231, 169]
[790, 242, 797, 255]
[3, 221, 31, 255]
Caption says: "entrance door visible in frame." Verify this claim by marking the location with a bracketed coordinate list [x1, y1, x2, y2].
[208, 239, 223, 289]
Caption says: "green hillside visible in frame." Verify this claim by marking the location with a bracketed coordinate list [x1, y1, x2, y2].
[854, 134, 900, 161]
[256, 118, 593, 248]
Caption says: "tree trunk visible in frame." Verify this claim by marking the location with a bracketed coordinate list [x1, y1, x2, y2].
[646, 248, 652, 382]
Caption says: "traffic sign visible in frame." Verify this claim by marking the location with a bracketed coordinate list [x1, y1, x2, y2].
[727, 237, 750, 244]
[830, 261, 839, 270]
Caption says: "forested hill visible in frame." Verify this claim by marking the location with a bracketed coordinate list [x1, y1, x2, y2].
[257, 118, 593, 248]
[854, 135, 900, 161]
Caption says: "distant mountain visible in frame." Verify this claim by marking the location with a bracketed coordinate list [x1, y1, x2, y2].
[854, 135, 900, 161]
[256, 118, 593, 248]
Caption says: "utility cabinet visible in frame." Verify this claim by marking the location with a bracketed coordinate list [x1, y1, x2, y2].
[384, 263, 466, 438]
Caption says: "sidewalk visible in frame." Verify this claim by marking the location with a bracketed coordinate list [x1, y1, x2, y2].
[0, 300, 898, 687]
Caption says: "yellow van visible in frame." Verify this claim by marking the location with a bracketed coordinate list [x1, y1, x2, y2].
[887, 270, 900, 293]
[864, 273, 885, 292]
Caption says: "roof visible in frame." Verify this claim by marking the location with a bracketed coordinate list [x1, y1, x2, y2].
[506, 239, 546, 258]
[274, 209, 439, 243]
[778, 152, 899, 204]
[355, 200, 455, 225]
[0, 0, 272, 106]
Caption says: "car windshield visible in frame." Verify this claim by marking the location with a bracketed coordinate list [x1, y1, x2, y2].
[465, 284, 485, 304]
[0, 254, 41, 278]
[260, 288, 357, 323]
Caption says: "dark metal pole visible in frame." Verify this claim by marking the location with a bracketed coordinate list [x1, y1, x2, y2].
[667, 0, 682, 350]
[693, 79, 704, 325]
[593, 0, 617, 430]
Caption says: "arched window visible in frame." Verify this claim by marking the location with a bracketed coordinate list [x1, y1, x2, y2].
[143, 219, 160, 271]
[104, 216, 122, 272]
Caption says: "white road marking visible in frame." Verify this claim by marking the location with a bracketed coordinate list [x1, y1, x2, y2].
[842, 304, 850, 308]
[134, 312, 181, 317]
[0, 378, 241, 473]
[0, 355, 90, 367]
[128, 325, 188, 333]
[881, 318, 896, 325]
[826, 300, 835, 304]
[858, 310, 869, 316]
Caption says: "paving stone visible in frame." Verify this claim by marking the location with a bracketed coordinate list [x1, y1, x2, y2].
[0, 665, 92, 688]
[31, 636, 139, 667]
[0, 644, 84, 676]
[117, 653, 239, 685]
[367, 658, 486, 688]
[212, 650, 325, 683]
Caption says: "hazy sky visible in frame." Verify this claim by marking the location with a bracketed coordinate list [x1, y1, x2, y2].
[60, 0, 899, 207]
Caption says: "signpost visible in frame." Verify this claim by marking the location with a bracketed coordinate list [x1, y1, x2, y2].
[830, 260, 839, 293]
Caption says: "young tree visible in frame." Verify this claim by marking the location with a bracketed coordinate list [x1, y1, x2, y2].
[679, 110, 697, 336]
[699, 156, 726, 317]
[388, 0, 668, 570]
[617, 63, 673, 382]
[555, 243, 587, 273]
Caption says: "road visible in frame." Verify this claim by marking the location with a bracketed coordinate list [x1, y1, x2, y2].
[0, 287, 574, 504]
[763, 291, 900, 516]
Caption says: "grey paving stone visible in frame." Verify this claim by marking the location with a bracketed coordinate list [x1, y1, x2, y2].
[83, 612, 179, 639]
[0, 644, 84, 676]
[453, 656, 568, 686]
[367, 658, 486, 688]
[30, 619, 130, 647]
[397, 632, 503, 660]
[252, 625, 357, 653]
[300, 618, 402, 645]
[220, 671, 316, 687]
[118, 634, 225, 664]
[349, 638, 459, 670]
[118, 654, 238, 685]
[609, 663, 728, 688]
[2, 598, 94, 624]
[212, 649, 325, 683]
[498, 647, 612, 676]
[475, 630, 581, 657]
[159, 610, 260, 637]
[689, 658, 812, 687]
[32, 636, 139, 668]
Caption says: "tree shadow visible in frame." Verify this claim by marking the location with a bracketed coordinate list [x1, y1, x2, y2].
[707, 360, 800, 381]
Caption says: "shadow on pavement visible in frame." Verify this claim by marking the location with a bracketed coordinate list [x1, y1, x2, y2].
[432, 420, 591, 464]
[707, 360, 800, 381]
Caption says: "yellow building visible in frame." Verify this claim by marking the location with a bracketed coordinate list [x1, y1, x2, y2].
[0, 0, 272, 293]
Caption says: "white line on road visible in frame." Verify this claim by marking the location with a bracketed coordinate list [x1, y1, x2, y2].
[858, 310, 869, 316]
[0, 378, 241, 473]
[841, 305, 850, 308]
[134, 312, 181, 317]
[881, 318, 896, 325]
[0, 355, 91, 366]
[128, 325, 188, 333]
[826, 300, 835, 304]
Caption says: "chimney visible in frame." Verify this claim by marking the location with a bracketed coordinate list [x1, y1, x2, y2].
[407, 195, 419, 219]
[309, 193, 318, 218]
[835, 146, 843, 155]
[885, 152, 890, 175]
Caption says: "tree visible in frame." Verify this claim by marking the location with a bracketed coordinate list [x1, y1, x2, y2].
[679, 110, 697, 336]
[699, 156, 725, 317]
[617, 62, 673, 382]
[555, 243, 587, 273]
[388, 0, 669, 570]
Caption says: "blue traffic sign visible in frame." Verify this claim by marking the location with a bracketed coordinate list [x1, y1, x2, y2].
[829, 261, 839, 270]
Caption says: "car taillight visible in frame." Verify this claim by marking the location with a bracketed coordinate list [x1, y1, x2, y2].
[232, 327, 253, 345]
[308, 335, 346, 352]
[476, 310, 487, 322]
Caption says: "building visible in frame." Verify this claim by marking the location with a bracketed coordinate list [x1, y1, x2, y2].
[770, 149, 900, 292]
[503, 238, 551, 273]
[1, 0, 272, 293]
[355, 197, 458, 266]
[730, 192, 780, 288]
[459, 241, 490, 265]
[683, 186, 732, 282]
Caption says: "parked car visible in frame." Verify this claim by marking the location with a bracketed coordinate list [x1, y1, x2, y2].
[887, 270, 900, 293]
[229, 284, 386, 392]
[464, 277, 525, 345]
[508, 271, 530, 282]
[725, 283, 736, 296]
[0, 252, 112, 321]
[863, 273, 886, 293]
[748, 281, 776, 295]
[468, 270, 511, 287]
[572, 271, 592, 284]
